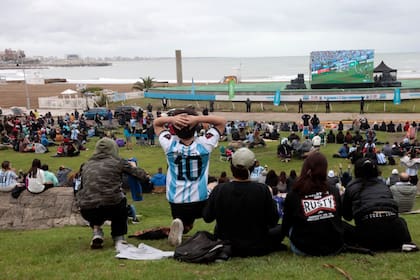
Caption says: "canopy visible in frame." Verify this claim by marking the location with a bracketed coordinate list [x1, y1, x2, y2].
[374, 61, 396, 73]
[61, 89, 78, 95]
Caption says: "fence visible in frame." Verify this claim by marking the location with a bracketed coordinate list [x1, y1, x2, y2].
[38, 91, 144, 109]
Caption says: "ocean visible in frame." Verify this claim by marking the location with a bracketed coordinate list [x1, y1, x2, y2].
[2, 52, 420, 84]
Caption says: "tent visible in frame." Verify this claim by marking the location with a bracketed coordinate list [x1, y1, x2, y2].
[374, 61, 396, 73]
[60, 89, 78, 95]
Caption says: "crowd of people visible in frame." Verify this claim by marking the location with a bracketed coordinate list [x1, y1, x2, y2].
[1, 106, 419, 260]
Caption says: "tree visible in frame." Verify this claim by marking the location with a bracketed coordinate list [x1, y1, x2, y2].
[132, 76, 155, 91]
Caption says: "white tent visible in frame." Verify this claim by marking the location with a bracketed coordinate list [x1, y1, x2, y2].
[61, 89, 78, 95]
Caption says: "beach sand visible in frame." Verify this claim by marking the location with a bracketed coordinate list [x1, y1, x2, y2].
[0, 82, 133, 108]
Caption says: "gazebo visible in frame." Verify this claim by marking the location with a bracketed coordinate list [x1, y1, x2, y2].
[373, 61, 401, 87]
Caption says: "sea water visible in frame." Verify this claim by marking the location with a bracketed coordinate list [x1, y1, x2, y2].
[3, 52, 420, 84]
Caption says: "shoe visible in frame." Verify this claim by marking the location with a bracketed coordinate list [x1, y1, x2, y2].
[90, 229, 104, 249]
[115, 240, 130, 253]
[402, 243, 419, 252]
[132, 218, 140, 224]
[168, 218, 184, 247]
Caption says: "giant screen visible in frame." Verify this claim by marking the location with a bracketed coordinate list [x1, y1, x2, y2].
[310, 49, 374, 85]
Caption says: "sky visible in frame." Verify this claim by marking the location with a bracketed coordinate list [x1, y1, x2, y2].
[2, 0, 419, 58]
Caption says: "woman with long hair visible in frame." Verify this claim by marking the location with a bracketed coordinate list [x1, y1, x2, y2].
[26, 158, 46, 193]
[281, 152, 344, 256]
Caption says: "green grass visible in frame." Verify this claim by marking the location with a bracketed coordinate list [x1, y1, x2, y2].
[1, 130, 420, 279]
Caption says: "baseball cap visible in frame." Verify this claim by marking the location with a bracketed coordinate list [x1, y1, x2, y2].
[328, 170, 335, 178]
[231, 148, 256, 168]
[392, 169, 399, 175]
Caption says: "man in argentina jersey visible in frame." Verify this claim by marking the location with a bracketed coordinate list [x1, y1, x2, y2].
[154, 108, 226, 246]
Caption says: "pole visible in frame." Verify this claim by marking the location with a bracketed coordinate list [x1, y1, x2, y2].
[18, 56, 30, 109]
[23, 67, 30, 109]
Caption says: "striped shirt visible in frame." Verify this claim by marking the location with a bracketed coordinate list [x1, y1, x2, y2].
[159, 128, 220, 204]
[0, 170, 18, 188]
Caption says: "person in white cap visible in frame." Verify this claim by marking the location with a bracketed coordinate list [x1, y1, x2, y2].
[203, 147, 285, 257]
[386, 169, 400, 187]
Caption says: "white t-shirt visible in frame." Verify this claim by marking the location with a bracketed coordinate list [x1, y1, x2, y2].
[159, 128, 220, 204]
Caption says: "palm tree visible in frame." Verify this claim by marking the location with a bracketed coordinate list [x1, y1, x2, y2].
[132, 76, 155, 91]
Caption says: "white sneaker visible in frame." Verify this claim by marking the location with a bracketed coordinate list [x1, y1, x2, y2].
[168, 218, 184, 247]
[90, 230, 104, 249]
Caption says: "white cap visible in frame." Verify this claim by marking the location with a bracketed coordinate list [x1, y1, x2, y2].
[231, 148, 256, 168]
[392, 169, 399, 175]
[328, 170, 335, 178]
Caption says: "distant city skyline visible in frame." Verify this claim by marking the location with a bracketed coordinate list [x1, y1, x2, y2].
[2, 0, 419, 58]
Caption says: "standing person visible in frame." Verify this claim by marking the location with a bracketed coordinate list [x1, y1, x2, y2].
[202, 106, 209, 116]
[154, 108, 226, 246]
[325, 99, 330, 113]
[281, 152, 344, 256]
[147, 103, 153, 113]
[161, 97, 168, 111]
[310, 114, 320, 132]
[298, 98, 303, 113]
[203, 148, 285, 257]
[343, 158, 416, 252]
[123, 123, 133, 150]
[209, 100, 215, 112]
[107, 109, 113, 126]
[76, 138, 148, 250]
[360, 97, 365, 114]
[245, 98, 252, 113]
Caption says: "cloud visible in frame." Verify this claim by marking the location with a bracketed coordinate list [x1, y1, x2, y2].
[1, 0, 419, 57]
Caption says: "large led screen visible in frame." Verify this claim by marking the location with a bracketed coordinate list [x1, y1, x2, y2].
[310, 49, 374, 85]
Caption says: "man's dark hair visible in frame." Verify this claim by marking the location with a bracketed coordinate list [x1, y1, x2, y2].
[171, 108, 199, 139]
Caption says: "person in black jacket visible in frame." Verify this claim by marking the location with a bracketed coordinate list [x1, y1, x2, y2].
[342, 157, 416, 251]
[203, 148, 285, 257]
[281, 152, 344, 256]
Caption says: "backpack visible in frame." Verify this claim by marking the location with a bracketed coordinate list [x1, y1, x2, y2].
[174, 231, 227, 263]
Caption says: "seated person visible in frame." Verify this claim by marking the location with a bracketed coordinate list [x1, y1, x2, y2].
[344, 131, 353, 144]
[352, 131, 363, 145]
[376, 150, 387, 165]
[203, 148, 285, 257]
[336, 131, 345, 144]
[41, 164, 59, 187]
[248, 131, 266, 148]
[390, 172, 417, 213]
[343, 158, 416, 252]
[277, 138, 292, 162]
[326, 130, 335, 144]
[282, 153, 344, 256]
[333, 143, 349, 158]
[56, 166, 72, 187]
[150, 167, 167, 193]
[0, 160, 24, 192]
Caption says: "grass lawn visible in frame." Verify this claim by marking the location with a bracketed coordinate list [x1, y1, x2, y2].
[1, 128, 420, 279]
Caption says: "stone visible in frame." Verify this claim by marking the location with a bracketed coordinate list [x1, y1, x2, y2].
[0, 187, 85, 230]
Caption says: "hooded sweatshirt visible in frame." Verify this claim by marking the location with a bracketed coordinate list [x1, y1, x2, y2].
[77, 137, 147, 209]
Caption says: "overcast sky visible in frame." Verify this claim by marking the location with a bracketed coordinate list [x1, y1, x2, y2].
[2, 0, 419, 58]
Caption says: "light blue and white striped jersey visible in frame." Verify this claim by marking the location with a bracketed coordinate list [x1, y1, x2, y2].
[0, 170, 18, 188]
[159, 128, 220, 203]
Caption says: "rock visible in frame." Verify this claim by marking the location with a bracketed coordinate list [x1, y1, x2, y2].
[0, 187, 85, 230]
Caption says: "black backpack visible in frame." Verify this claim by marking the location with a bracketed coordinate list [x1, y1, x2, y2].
[174, 231, 227, 263]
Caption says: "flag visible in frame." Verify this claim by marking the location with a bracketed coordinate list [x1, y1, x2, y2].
[191, 78, 195, 95]
[393, 88, 401, 105]
[274, 89, 281, 106]
[228, 79, 235, 99]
